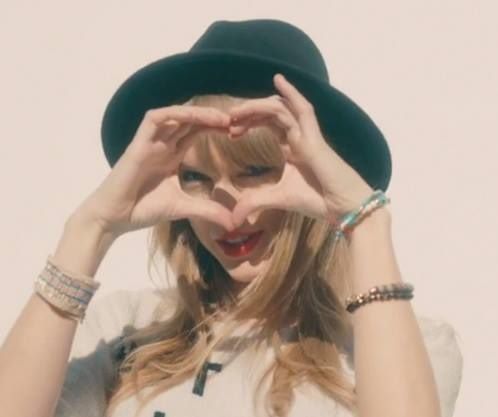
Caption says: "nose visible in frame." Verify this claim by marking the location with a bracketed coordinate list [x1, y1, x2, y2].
[210, 178, 262, 231]
[210, 177, 240, 212]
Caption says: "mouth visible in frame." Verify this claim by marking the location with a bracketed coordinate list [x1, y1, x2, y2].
[216, 230, 264, 258]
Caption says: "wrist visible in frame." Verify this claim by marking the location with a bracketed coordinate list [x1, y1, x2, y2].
[67, 207, 115, 238]
[56, 211, 117, 278]
[346, 207, 400, 294]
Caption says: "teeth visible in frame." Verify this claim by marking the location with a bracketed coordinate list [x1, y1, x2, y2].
[225, 235, 251, 244]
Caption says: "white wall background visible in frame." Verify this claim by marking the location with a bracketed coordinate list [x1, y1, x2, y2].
[1, 1, 496, 416]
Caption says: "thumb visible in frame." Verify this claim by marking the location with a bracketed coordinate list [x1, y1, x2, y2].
[232, 187, 281, 229]
[186, 197, 236, 231]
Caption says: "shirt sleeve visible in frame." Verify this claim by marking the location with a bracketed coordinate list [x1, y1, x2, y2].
[53, 287, 170, 417]
[416, 315, 464, 417]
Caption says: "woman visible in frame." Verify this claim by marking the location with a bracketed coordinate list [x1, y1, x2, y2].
[1, 19, 462, 417]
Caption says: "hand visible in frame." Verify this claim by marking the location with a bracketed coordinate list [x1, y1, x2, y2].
[76, 105, 236, 238]
[227, 73, 375, 229]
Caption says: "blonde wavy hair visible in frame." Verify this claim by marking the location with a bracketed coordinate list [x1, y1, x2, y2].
[103, 93, 358, 417]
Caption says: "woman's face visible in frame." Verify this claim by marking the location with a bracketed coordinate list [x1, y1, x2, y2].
[179, 139, 285, 294]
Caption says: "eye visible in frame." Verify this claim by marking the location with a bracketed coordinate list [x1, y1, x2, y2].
[242, 165, 272, 177]
[180, 170, 208, 183]
[180, 166, 272, 183]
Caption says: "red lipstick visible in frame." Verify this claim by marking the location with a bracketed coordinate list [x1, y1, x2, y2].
[216, 230, 264, 258]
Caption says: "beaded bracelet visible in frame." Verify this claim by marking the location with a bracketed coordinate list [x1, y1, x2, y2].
[345, 282, 414, 313]
[333, 189, 390, 242]
[33, 255, 100, 323]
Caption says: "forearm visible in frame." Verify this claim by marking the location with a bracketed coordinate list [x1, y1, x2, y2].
[0, 213, 116, 417]
[348, 208, 441, 417]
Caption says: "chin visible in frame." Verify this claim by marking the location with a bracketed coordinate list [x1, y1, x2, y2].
[228, 270, 258, 290]
[229, 272, 256, 285]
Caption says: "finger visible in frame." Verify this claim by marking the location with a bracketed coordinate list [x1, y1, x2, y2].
[273, 74, 322, 137]
[136, 106, 229, 149]
[230, 104, 299, 145]
[173, 125, 228, 154]
[158, 118, 223, 147]
[147, 106, 231, 138]
[155, 105, 231, 125]
[229, 98, 295, 131]
[226, 119, 293, 161]
[228, 116, 284, 140]
[272, 74, 303, 118]
[231, 186, 285, 228]
[154, 120, 184, 142]
[153, 123, 197, 155]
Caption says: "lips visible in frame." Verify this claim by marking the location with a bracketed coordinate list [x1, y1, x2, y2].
[216, 230, 264, 258]
[216, 229, 263, 242]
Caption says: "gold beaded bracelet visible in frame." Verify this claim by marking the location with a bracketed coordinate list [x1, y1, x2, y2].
[345, 282, 414, 313]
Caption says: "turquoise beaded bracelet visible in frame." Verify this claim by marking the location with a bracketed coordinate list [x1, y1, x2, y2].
[333, 189, 390, 241]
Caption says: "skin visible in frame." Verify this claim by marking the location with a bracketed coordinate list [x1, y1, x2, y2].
[179, 137, 285, 296]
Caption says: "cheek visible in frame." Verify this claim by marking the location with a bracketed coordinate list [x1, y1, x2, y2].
[189, 219, 211, 244]
[267, 209, 286, 228]
[268, 213, 286, 239]
[181, 183, 212, 198]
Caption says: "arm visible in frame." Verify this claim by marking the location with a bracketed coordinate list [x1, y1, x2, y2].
[0, 211, 117, 417]
[349, 207, 442, 417]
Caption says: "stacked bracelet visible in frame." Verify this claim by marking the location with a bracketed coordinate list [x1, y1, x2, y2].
[33, 255, 100, 323]
[331, 190, 415, 313]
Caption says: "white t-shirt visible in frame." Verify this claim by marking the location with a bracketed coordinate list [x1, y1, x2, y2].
[54, 287, 463, 417]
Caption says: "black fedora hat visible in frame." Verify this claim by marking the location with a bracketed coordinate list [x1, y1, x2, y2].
[100, 18, 392, 191]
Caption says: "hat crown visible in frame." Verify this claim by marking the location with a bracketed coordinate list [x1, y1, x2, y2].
[189, 19, 330, 82]
[101, 19, 391, 191]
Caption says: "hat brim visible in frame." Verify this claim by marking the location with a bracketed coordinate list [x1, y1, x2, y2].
[100, 50, 392, 191]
